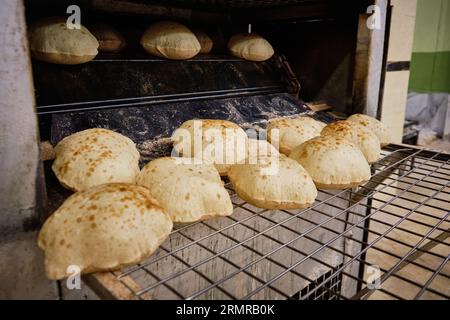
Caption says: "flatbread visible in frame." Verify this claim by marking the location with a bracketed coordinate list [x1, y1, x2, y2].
[267, 116, 326, 156]
[137, 157, 233, 223]
[321, 120, 381, 163]
[141, 21, 200, 60]
[347, 114, 392, 146]
[172, 119, 248, 176]
[52, 128, 140, 192]
[228, 33, 274, 62]
[289, 135, 371, 189]
[194, 30, 213, 53]
[38, 183, 172, 280]
[90, 23, 126, 53]
[29, 17, 98, 64]
[246, 138, 279, 163]
[228, 155, 317, 209]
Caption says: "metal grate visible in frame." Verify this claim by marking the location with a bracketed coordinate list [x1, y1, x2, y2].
[290, 264, 343, 300]
[87, 145, 450, 300]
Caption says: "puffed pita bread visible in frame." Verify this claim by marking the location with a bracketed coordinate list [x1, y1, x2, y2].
[52, 128, 140, 192]
[289, 135, 371, 189]
[228, 33, 274, 62]
[246, 139, 279, 163]
[38, 183, 172, 280]
[267, 116, 326, 156]
[137, 157, 233, 223]
[347, 114, 392, 146]
[321, 120, 381, 163]
[141, 21, 200, 60]
[194, 30, 213, 54]
[228, 155, 317, 209]
[29, 17, 99, 64]
[90, 23, 127, 53]
[172, 119, 248, 176]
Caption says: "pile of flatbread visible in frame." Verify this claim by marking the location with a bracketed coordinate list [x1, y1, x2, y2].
[39, 114, 391, 279]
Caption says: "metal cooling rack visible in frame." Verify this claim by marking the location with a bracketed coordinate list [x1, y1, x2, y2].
[85, 144, 450, 300]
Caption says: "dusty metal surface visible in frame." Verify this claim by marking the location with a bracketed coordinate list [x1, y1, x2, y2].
[33, 56, 287, 107]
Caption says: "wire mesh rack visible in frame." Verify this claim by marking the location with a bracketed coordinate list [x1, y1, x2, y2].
[85, 144, 450, 300]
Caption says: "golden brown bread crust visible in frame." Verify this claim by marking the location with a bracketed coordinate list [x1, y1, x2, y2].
[141, 21, 200, 60]
[52, 128, 140, 192]
[347, 114, 392, 146]
[38, 183, 172, 280]
[29, 17, 98, 64]
[194, 30, 213, 53]
[233, 184, 314, 210]
[267, 116, 326, 156]
[228, 33, 274, 62]
[289, 135, 371, 190]
[31, 51, 97, 65]
[321, 120, 381, 164]
[90, 23, 127, 53]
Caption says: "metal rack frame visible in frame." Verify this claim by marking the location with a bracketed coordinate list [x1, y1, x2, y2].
[84, 144, 450, 300]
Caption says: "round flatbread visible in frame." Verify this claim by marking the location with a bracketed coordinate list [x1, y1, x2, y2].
[90, 23, 126, 53]
[38, 183, 172, 280]
[289, 135, 371, 189]
[29, 17, 99, 64]
[172, 119, 248, 176]
[267, 116, 326, 156]
[246, 139, 279, 163]
[228, 33, 274, 62]
[137, 157, 233, 223]
[194, 30, 213, 54]
[321, 120, 381, 163]
[228, 155, 317, 209]
[52, 128, 140, 192]
[347, 114, 392, 146]
[141, 21, 200, 60]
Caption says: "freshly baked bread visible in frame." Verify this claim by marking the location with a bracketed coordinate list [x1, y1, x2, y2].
[347, 114, 392, 146]
[228, 156, 317, 209]
[172, 119, 248, 176]
[29, 17, 99, 64]
[247, 139, 279, 163]
[321, 120, 381, 164]
[90, 23, 126, 53]
[194, 30, 213, 54]
[289, 135, 371, 189]
[38, 183, 172, 280]
[137, 157, 233, 223]
[141, 21, 200, 60]
[228, 33, 274, 62]
[267, 116, 326, 156]
[52, 128, 140, 192]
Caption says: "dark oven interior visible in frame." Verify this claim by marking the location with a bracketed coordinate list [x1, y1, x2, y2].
[25, 0, 372, 215]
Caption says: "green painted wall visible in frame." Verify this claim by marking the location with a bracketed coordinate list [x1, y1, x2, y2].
[409, 0, 450, 92]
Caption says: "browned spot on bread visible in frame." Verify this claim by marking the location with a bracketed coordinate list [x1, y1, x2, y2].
[185, 193, 190, 200]
[76, 217, 82, 223]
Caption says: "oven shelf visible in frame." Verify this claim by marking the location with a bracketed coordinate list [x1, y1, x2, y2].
[83, 144, 450, 300]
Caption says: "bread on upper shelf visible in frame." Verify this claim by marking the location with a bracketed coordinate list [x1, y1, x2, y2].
[29, 17, 99, 64]
[228, 33, 274, 62]
[141, 21, 201, 60]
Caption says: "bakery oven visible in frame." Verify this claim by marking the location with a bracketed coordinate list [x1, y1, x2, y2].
[0, 0, 448, 300]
